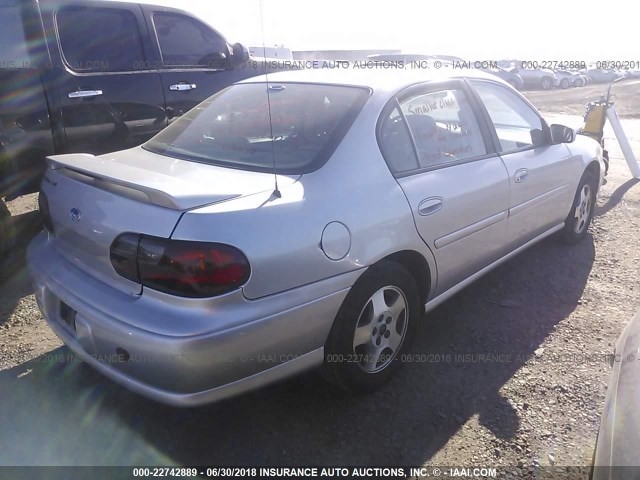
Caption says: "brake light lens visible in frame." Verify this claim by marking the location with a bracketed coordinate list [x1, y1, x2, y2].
[110, 233, 139, 283]
[110, 234, 250, 298]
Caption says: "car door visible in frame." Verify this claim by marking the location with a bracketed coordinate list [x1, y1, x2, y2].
[469, 80, 582, 246]
[142, 8, 254, 122]
[44, 0, 167, 154]
[379, 81, 511, 296]
[0, 0, 55, 199]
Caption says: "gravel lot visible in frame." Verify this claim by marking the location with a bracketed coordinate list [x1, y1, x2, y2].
[1, 82, 639, 475]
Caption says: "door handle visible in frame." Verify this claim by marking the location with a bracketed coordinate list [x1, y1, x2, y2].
[418, 197, 444, 216]
[68, 90, 103, 99]
[514, 168, 529, 183]
[169, 83, 197, 91]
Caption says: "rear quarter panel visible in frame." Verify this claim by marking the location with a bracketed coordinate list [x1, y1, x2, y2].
[171, 98, 437, 300]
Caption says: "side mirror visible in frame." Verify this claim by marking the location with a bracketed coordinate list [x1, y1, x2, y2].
[550, 124, 575, 144]
[231, 43, 250, 66]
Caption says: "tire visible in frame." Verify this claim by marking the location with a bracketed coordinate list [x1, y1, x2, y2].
[560, 171, 597, 244]
[0, 200, 17, 282]
[575, 78, 584, 87]
[322, 261, 420, 393]
[560, 78, 570, 89]
[541, 77, 552, 90]
[0, 200, 15, 257]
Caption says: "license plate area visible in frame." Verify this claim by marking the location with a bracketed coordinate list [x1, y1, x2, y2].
[59, 301, 77, 332]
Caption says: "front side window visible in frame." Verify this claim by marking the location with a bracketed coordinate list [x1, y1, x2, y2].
[472, 81, 546, 152]
[56, 6, 145, 72]
[399, 88, 487, 169]
[143, 83, 370, 174]
[153, 13, 228, 68]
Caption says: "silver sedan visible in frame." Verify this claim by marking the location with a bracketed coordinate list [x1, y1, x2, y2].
[28, 69, 605, 406]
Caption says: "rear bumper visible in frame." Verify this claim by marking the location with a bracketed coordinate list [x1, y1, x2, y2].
[28, 233, 360, 406]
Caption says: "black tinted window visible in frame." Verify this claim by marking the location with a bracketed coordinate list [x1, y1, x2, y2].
[57, 7, 145, 72]
[153, 13, 228, 68]
[144, 83, 369, 174]
[0, 1, 30, 68]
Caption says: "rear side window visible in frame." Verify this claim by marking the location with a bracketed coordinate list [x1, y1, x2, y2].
[401, 89, 487, 168]
[379, 108, 419, 174]
[0, 0, 30, 68]
[153, 13, 228, 68]
[143, 83, 370, 174]
[380, 88, 487, 173]
[56, 6, 145, 72]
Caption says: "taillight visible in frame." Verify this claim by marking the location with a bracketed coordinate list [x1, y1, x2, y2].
[110, 233, 139, 283]
[110, 234, 250, 298]
[38, 191, 54, 233]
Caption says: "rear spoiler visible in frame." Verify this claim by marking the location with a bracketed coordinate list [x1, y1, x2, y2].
[46, 153, 238, 210]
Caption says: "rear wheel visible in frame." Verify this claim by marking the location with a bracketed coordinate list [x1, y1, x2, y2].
[322, 261, 420, 393]
[560, 171, 597, 244]
[0, 200, 15, 256]
[541, 77, 553, 90]
[560, 78, 570, 89]
[0, 200, 17, 280]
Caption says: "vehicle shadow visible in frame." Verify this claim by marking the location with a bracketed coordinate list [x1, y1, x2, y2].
[0, 233, 595, 467]
[595, 178, 639, 217]
[0, 211, 42, 329]
[0, 210, 42, 286]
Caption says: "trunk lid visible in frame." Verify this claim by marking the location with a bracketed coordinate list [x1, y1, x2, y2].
[43, 147, 297, 295]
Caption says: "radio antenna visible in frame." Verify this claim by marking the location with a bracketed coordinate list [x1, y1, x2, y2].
[259, 0, 281, 199]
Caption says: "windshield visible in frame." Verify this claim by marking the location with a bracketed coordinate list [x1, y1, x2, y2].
[143, 83, 370, 174]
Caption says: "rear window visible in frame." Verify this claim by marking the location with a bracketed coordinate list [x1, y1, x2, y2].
[143, 83, 369, 174]
[0, 1, 30, 68]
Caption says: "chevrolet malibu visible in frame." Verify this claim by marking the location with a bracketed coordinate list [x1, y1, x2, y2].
[28, 69, 605, 406]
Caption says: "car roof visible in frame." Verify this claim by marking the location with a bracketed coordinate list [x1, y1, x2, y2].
[238, 67, 503, 97]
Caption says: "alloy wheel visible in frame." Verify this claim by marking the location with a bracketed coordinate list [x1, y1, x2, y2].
[574, 184, 593, 234]
[352, 286, 408, 373]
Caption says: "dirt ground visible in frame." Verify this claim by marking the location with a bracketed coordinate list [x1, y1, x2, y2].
[1, 83, 639, 476]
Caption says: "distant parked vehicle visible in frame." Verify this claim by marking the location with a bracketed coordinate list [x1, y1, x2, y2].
[367, 53, 443, 65]
[573, 72, 590, 87]
[481, 67, 524, 90]
[554, 70, 582, 88]
[577, 70, 592, 85]
[507, 67, 556, 90]
[587, 69, 623, 83]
